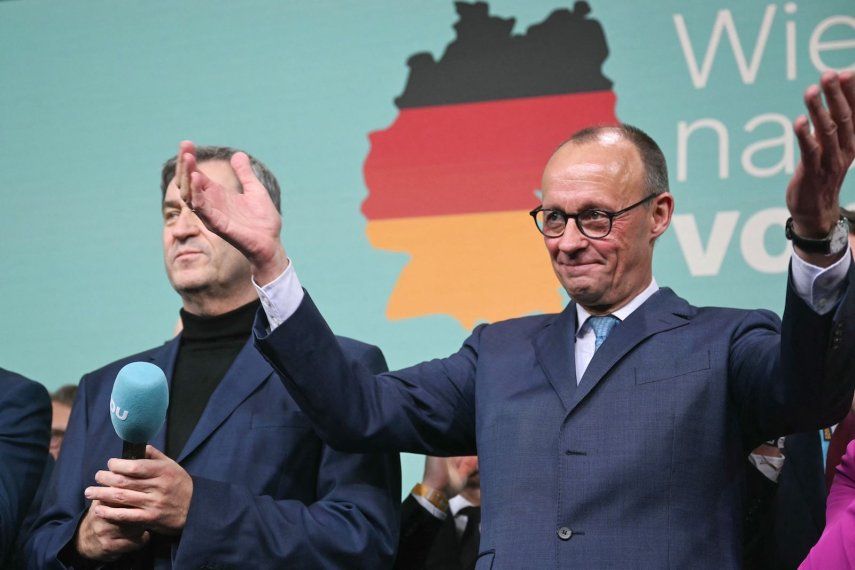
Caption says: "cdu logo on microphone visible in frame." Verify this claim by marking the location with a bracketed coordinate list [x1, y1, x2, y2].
[110, 362, 169, 444]
[109, 397, 129, 421]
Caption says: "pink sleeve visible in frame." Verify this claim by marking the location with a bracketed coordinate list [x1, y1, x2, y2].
[800, 440, 855, 569]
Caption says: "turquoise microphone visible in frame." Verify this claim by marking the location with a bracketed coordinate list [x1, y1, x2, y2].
[109, 362, 169, 459]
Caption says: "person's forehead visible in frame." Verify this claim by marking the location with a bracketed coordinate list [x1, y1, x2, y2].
[542, 138, 642, 198]
[51, 401, 71, 417]
[550, 136, 640, 173]
[168, 159, 240, 189]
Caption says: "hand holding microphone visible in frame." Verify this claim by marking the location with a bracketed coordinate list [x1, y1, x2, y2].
[76, 362, 168, 561]
[87, 362, 192, 535]
[77, 362, 193, 560]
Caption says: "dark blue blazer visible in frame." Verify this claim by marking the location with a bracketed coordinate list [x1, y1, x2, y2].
[0, 368, 50, 569]
[26, 335, 401, 569]
[254, 270, 855, 570]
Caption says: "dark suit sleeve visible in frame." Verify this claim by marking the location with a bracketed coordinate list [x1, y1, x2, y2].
[394, 495, 445, 570]
[254, 292, 478, 456]
[25, 376, 93, 569]
[171, 343, 402, 569]
[0, 372, 51, 566]
[729, 265, 855, 446]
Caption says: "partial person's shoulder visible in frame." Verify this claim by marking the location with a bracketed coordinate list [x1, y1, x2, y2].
[79, 341, 174, 388]
[0, 367, 50, 405]
[653, 287, 779, 328]
[481, 313, 561, 335]
[693, 304, 780, 327]
[477, 312, 558, 339]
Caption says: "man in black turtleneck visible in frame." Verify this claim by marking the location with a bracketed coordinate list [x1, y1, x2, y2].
[167, 300, 259, 458]
[27, 145, 401, 569]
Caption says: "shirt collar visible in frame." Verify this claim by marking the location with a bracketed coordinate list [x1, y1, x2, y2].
[449, 494, 476, 517]
[575, 279, 660, 335]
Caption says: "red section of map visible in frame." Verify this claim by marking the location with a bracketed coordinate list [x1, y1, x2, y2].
[362, 90, 617, 220]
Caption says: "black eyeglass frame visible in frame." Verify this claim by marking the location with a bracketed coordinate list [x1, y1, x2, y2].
[529, 193, 659, 239]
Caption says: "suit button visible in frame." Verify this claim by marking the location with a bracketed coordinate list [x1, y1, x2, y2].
[557, 526, 573, 540]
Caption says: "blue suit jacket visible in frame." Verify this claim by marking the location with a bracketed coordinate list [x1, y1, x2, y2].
[254, 270, 855, 570]
[26, 335, 401, 569]
[0, 368, 50, 568]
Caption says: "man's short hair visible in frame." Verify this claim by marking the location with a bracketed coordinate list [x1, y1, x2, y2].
[564, 124, 670, 197]
[842, 207, 855, 235]
[51, 384, 78, 407]
[160, 146, 282, 213]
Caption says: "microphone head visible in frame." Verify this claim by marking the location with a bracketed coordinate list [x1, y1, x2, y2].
[110, 362, 169, 444]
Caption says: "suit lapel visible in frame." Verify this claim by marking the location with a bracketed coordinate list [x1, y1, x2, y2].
[567, 288, 692, 415]
[147, 336, 181, 452]
[532, 304, 578, 411]
[175, 339, 273, 463]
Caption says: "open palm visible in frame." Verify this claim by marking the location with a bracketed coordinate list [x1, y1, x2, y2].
[179, 143, 284, 275]
[786, 72, 855, 236]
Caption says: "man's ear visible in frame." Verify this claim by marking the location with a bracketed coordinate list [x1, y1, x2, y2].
[649, 192, 674, 240]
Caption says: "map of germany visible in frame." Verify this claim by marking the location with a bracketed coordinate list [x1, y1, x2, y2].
[362, 1, 618, 328]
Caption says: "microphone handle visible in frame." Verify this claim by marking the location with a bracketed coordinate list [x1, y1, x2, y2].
[122, 441, 147, 460]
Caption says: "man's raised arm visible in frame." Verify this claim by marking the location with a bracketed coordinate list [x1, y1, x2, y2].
[181, 142, 477, 456]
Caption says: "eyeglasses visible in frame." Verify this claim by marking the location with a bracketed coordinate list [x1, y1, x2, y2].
[529, 194, 657, 239]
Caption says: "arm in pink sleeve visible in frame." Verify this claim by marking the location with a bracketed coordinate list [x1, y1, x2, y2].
[800, 439, 855, 569]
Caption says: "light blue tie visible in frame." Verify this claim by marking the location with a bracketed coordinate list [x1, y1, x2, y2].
[588, 315, 620, 350]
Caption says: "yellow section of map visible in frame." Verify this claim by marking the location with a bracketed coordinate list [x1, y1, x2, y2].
[366, 210, 565, 329]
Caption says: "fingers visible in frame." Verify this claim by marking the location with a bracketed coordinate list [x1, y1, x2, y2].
[176, 140, 196, 204]
[94, 469, 150, 491]
[799, 71, 855, 172]
[842, 71, 855, 119]
[107, 457, 161, 478]
[821, 72, 854, 157]
[230, 152, 262, 194]
[85, 485, 148, 508]
[77, 506, 149, 561]
[793, 115, 821, 172]
[93, 504, 154, 526]
[189, 170, 214, 215]
[804, 82, 840, 161]
[181, 151, 199, 207]
[146, 445, 167, 460]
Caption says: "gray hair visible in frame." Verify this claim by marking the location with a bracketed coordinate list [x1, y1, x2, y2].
[160, 146, 281, 212]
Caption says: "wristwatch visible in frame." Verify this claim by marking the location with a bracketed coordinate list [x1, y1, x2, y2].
[411, 483, 449, 512]
[785, 217, 850, 255]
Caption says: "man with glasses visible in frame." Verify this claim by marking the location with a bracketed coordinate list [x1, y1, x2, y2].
[179, 71, 855, 568]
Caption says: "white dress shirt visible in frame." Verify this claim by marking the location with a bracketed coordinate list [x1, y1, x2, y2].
[574, 279, 659, 382]
[411, 492, 478, 534]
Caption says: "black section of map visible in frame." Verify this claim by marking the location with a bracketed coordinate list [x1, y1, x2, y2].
[395, 1, 612, 109]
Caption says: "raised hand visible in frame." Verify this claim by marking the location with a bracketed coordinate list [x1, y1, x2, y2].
[786, 71, 855, 264]
[177, 140, 288, 285]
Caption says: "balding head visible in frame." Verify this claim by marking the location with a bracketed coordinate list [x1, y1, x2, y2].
[555, 124, 670, 198]
[538, 125, 674, 314]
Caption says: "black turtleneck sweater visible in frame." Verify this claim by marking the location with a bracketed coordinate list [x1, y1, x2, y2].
[166, 299, 259, 458]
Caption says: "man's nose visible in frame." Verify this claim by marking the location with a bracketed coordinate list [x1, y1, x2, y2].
[171, 207, 202, 239]
[555, 220, 588, 253]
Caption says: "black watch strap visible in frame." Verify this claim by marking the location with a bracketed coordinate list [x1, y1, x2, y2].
[785, 217, 848, 255]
